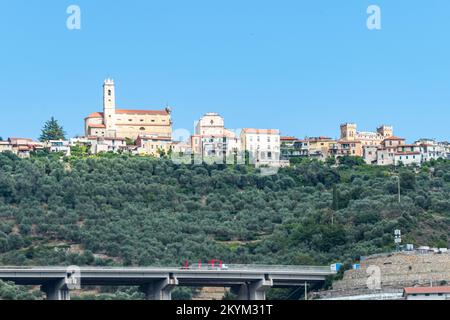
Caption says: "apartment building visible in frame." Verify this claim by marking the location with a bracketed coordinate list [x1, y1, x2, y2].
[241, 128, 281, 167]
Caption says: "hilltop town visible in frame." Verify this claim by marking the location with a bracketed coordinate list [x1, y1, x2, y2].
[0, 79, 449, 166]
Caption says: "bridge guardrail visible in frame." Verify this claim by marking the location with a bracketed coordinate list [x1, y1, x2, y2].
[0, 264, 335, 273]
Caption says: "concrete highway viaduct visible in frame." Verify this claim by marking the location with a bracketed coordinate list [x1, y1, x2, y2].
[0, 265, 335, 300]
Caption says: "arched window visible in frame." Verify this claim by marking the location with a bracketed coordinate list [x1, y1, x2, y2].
[140, 127, 145, 131]
[108, 90, 112, 96]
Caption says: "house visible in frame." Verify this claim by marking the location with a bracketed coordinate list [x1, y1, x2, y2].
[46, 140, 71, 156]
[280, 136, 309, 160]
[241, 128, 281, 167]
[0, 141, 13, 153]
[394, 144, 421, 166]
[403, 286, 450, 300]
[330, 140, 363, 158]
[414, 139, 447, 162]
[8, 138, 44, 158]
[86, 136, 127, 154]
[363, 146, 378, 165]
[135, 134, 172, 157]
[307, 137, 336, 160]
[85, 79, 172, 140]
[376, 136, 406, 166]
[171, 141, 192, 155]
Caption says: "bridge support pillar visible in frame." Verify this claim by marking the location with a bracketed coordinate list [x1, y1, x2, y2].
[140, 277, 178, 300]
[233, 278, 273, 300]
[41, 279, 71, 300]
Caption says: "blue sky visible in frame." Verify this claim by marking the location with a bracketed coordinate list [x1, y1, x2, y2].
[0, 0, 449, 141]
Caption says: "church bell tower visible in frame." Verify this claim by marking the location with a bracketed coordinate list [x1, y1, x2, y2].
[103, 78, 116, 137]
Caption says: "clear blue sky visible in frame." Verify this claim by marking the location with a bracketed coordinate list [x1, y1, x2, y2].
[0, 0, 449, 141]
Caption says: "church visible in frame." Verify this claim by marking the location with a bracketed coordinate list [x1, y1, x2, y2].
[85, 79, 172, 140]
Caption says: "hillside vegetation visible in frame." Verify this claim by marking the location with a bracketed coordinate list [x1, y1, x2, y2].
[0, 152, 449, 298]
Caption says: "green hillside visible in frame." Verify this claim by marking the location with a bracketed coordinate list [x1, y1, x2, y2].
[0, 152, 449, 299]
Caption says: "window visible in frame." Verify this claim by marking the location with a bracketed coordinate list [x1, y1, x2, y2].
[108, 90, 111, 96]
[140, 127, 145, 131]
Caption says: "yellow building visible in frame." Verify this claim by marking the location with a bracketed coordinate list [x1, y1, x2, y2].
[307, 137, 336, 158]
[85, 79, 172, 140]
[340, 123, 393, 146]
[135, 135, 172, 157]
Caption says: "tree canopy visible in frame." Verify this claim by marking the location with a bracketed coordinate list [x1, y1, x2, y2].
[0, 153, 449, 299]
[39, 117, 66, 141]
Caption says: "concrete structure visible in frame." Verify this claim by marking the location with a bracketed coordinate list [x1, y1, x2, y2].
[0, 265, 334, 300]
[85, 79, 172, 140]
[241, 129, 281, 167]
[403, 286, 450, 300]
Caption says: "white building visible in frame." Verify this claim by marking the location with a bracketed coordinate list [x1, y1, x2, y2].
[87, 136, 127, 154]
[46, 140, 71, 156]
[191, 113, 241, 163]
[240, 128, 281, 167]
[414, 139, 447, 162]
[0, 141, 13, 153]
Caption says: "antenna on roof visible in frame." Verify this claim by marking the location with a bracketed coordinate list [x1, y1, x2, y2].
[165, 102, 172, 114]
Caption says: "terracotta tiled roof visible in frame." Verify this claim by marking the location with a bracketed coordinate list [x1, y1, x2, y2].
[281, 136, 298, 141]
[9, 138, 33, 141]
[404, 286, 450, 295]
[116, 109, 169, 116]
[86, 112, 104, 119]
[242, 128, 280, 135]
[383, 136, 405, 141]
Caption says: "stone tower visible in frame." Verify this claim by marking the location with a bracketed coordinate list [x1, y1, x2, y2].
[340, 123, 357, 141]
[377, 125, 393, 138]
[103, 79, 116, 137]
